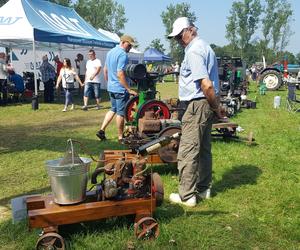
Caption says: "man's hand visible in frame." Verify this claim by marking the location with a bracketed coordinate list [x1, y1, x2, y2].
[128, 89, 137, 96]
[213, 106, 227, 120]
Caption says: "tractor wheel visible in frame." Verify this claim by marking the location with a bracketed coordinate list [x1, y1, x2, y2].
[260, 70, 282, 90]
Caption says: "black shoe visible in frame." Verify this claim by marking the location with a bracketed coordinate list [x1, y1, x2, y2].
[96, 130, 106, 140]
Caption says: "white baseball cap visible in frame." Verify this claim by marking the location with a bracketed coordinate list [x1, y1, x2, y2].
[168, 17, 192, 38]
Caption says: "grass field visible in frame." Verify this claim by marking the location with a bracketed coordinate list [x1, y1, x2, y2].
[0, 81, 299, 249]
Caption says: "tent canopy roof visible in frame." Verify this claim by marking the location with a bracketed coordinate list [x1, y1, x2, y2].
[0, 0, 118, 49]
[144, 48, 171, 62]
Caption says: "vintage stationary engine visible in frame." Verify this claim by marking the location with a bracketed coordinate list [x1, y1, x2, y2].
[91, 158, 155, 201]
[91, 132, 180, 203]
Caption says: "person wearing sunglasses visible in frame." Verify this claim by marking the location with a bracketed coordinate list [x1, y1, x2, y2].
[168, 17, 224, 207]
[96, 35, 137, 142]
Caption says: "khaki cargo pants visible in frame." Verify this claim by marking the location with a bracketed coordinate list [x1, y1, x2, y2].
[177, 99, 214, 201]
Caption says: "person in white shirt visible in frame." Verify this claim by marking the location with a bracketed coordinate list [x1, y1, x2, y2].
[82, 49, 102, 111]
[56, 58, 83, 112]
[172, 61, 180, 83]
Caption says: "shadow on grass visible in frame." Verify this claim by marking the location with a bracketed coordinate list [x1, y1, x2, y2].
[0, 187, 52, 206]
[0, 122, 124, 154]
[213, 164, 262, 195]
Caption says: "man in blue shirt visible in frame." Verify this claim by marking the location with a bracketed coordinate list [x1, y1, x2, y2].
[168, 17, 224, 207]
[96, 35, 137, 141]
[7, 70, 25, 93]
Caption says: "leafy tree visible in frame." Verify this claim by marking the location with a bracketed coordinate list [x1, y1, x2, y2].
[74, 0, 127, 35]
[145, 39, 165, 53]
[260, 0, 276, 60]
[161, 3, 196, 63]
[296, 52, 300, 64]
[225, 0, 262, 60]
[260, 0, 293, 59]
[281, 51, 296, 64]
[48, 0, 71, 7]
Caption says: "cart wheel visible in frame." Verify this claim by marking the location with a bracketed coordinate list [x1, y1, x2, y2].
[124, 95, 139, 122]
[137, 100, 170, 120]
[152, 173, 164, 206]
[35, 232, 65, 250]
[158, 127, 181, 163]
[134, 217, 159, 240]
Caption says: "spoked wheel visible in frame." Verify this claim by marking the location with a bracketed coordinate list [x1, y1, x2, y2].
[124, 95, 139, 122]
[152, 173, 164, 206]
[158, 127, 181, 163]
[134, 217, 159, 240]
[35, 232, 65, 250]
[137, 100, 170, 120]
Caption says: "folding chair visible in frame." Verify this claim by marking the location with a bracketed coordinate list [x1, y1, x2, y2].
[286, 81, 300, 112]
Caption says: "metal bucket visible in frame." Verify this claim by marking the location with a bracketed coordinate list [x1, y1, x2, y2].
[45, 157, 92, 205]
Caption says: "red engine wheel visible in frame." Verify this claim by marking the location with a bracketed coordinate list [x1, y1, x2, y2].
[124, 95, 139, 122]
[134, 217, 159, 240]
[137, 100, 170, 120]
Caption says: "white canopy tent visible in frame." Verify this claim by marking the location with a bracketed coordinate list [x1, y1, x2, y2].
[98, 28, 144, 64]
[0, 0, 117, 95]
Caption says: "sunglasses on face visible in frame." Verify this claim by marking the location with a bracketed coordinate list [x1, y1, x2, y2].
[175, 34, 182, 41]
[175, 29, 187, 41]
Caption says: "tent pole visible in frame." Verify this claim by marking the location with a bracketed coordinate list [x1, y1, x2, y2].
[9, 47, 13, 67]
[32, 41, 38, 96]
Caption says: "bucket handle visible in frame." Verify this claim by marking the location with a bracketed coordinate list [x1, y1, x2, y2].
[67, 138, 75, 165]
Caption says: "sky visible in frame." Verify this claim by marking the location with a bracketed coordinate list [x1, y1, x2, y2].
[115, 0, 300, 55]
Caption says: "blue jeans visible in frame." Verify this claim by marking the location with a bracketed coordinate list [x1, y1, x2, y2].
[109, 92, 129, 116]
[84, 82, 100, 98]
[64, 88, 73, 106]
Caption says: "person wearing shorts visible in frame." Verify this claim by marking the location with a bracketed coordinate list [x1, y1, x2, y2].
[82, 49, 102, 110]
[96, 35, 137, 141]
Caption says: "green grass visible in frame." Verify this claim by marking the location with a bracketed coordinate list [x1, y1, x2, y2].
[0, 82, 299, 249]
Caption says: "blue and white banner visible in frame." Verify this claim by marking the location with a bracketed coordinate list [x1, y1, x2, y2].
[0, 0, 118, 48]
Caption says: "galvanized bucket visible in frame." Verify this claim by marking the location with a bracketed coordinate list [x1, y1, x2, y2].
[45, 139, 92, 205]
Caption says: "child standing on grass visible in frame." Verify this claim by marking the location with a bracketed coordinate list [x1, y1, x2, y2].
[56, 58, 84, 112]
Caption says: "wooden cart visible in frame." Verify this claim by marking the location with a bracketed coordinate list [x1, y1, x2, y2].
[27, 174, 163, 249]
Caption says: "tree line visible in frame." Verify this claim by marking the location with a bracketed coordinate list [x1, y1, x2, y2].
[0, 0, 299, 66]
